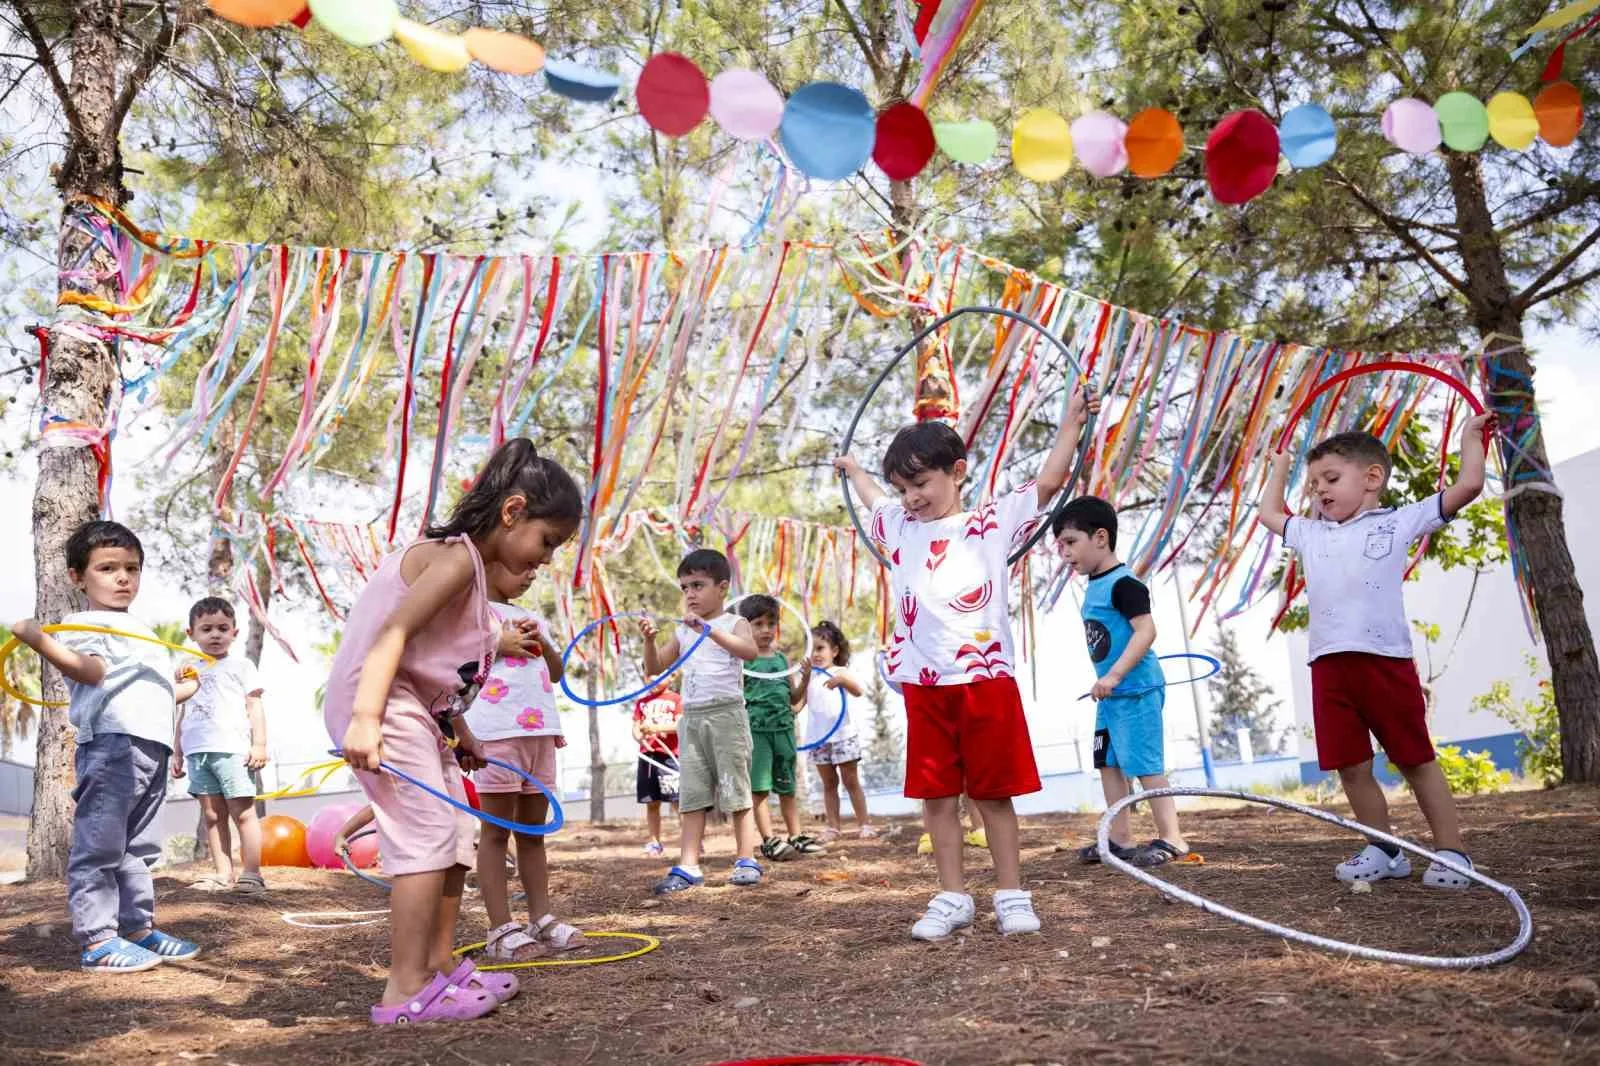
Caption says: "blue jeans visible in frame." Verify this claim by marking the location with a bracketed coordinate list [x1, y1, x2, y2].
[68, 733, 169, 946]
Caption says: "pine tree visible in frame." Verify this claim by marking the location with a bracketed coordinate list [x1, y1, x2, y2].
[1207, 627, 1286, 761]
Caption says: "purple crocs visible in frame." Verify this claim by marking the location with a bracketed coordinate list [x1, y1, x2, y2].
[370, 971, 497, 1025]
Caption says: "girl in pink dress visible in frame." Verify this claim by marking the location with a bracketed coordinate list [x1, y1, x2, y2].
[325, 438, 582, 1024]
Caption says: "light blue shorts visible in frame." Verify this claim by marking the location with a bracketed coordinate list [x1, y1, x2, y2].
[1093, 690, 1166, 778]
[186, 751, 256, 799]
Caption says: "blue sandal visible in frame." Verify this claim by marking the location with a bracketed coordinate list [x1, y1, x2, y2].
[652, 866, 705, 895]
[131, 929, 201, 961]
[81, 936, 162, 973]
[728, 857, 764, 887]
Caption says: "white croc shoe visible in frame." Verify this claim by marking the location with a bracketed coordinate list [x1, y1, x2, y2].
[994, 889, 1041, 936]
[911, 891, 975, 941]
[1422, 850, 1474, 890]
[1335, 843, 1412, 883]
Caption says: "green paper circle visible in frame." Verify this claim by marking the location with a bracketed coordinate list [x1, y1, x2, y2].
[1435, 92, 1489, 152]
[308, 0, 397, 48]
[933, 119, 998, 164]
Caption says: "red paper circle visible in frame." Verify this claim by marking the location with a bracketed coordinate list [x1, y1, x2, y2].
[872, 102, 936, 181]
[1205, 109, 1280, 205]
[637, 52, 709, 137]
[290, 3, 310, 28]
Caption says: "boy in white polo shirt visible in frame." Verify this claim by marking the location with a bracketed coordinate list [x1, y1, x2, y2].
[1260, 415, 1491, 889]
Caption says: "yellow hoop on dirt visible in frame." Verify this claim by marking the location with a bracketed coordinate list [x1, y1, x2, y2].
[0, 623, 214, 708]
[452, 930, 661, 970]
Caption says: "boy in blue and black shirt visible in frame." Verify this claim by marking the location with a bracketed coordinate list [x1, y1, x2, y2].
[1052, 497, 1191, 868]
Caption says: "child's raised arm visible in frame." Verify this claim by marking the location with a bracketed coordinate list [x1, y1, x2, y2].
[1258, 450, 1293, 537]
[1036, 385, 1099, 508]
[833, 455, 886, 512]
[1442, 413, 1492, 517]
[823, 669, 865, 697]
[11, 619, 105, 686]
[639, 616, 680, 677]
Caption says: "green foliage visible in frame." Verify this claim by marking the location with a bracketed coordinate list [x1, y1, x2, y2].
[1206, 626, 1286, 759]
[1389, 742, 1510, 796]
[0, 623, 40, 759]
[1472, 655, 1562, 787]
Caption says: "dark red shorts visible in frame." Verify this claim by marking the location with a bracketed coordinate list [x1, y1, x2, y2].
[1311, 652, 1436, 771]
[902, 676, 1041, 801]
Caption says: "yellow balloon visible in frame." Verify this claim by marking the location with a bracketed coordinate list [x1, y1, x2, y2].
[394, 18, 470, 73]
[1011, 108, 1073, 182]
[1486, 92, 1539, 151]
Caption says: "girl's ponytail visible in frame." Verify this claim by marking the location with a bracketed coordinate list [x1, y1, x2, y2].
[425, 438, 584, 540]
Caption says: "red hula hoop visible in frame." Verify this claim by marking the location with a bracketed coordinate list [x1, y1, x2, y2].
[1274, 361, 1485, 453]
[706, 1058, 925, 1066]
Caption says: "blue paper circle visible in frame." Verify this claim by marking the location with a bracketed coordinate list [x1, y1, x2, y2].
[1279, 103, 1337, 168]
[779, 82, 875, 180]
[544, 58, 621, 103]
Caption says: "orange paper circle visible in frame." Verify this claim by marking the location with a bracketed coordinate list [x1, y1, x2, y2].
[1125, 107, 1184, 178]
[1533, 82, 1583, 148]
[463, 27, 545, 75]
[206, 0, 305, 26]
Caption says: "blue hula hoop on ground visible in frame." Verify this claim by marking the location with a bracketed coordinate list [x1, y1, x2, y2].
[558, 611, 711, 708]
[1077, 652, 1222, 701]
[339, 828, 393, 892]
[797, 667, 850, 752]
[331, 750, 565, 836]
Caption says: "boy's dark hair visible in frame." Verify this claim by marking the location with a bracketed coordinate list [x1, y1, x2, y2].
[677, 548, 731, 584]
[811, 620, 851, 666]
[188, 596, 236, 627]
[882, 421, 967, 483]
[1307, 431, 1392, 480]
[1051, 495, 1119, 551]
[65, 520, 143, 573]
[424, 437, 584, 540]
[736, 594, 780, 624]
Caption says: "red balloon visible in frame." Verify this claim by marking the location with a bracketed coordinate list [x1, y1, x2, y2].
[872, 102, 936, 181]
[260, 814, 309, 867]
[1205, 109, 1280, 205]
[637, 53, 709, 137]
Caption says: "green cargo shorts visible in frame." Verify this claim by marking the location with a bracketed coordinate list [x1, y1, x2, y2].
[677, 696, 753, 814]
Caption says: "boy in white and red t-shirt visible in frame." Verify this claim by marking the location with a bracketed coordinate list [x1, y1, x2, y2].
[632, 680, 683, 857]
[835, 386, 1095, 940]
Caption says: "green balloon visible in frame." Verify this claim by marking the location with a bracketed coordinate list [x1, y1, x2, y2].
[1435, 92, 1489, 152]
[934, 120, 998, 164]
[309, 0, 398, 48]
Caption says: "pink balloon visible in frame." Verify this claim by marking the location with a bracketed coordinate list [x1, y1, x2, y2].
[1071, 110, 1128, 178]
[347, 826, 380, 869]
[1382, 98, 1441, 154]
[709, 69, 783, 140]
[305, 801, 359, 869]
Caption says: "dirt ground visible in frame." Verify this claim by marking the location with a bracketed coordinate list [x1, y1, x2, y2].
[1, 788, 1597, 1066]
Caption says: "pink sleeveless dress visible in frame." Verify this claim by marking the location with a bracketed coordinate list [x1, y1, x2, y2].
[324, 537, 496, 875]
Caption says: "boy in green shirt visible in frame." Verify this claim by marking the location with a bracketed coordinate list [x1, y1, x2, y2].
[738, 595, 827, 861]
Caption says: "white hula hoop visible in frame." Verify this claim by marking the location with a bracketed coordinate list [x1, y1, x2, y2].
[1098, 787, 1533, 970]
[281, 909, 390, 929]
[727, 593, 814, 679]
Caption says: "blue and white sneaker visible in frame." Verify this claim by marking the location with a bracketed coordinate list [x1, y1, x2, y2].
[728, 857, 764, 887]
[81, 936, 162, 973]
[130, 928, 201, 961]
[652, 865, 705, 895]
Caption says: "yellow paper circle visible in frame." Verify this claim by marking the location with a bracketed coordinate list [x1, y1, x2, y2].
[1011, 109, 1073, 182]
[393, 19, 470, 72]
[1486, 92, 1538, 151]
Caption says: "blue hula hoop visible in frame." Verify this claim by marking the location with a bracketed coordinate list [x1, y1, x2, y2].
[1078, 652, 1222, 701]
[797, 667, 850, 752]
[331, 750, 566, 836]
[875, 650, 903, 695]
[558, 611, 711, 708]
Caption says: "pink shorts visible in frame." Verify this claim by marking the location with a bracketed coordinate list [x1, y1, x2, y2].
[474, 736, 558, 794]
[326, 690, 475, 876]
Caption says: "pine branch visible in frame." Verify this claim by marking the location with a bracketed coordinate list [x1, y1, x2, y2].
[11, 0, 89, 146]
[1327, 166, 1472, 297]
[1516, 225, 1600, 310]
[110, 1, 198, 134]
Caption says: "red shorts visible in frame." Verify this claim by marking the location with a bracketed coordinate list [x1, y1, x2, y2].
[902, 676, 1041, 801]
[1311, 652, 1436, 771]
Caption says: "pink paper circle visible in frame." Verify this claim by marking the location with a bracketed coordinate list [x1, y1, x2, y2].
[709, 69, 784, 141]
[1382, 98, 1441, 154]
[1071, 110, 1128, 177]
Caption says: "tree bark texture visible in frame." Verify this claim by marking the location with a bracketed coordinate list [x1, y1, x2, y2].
[587, 671, 605, 824]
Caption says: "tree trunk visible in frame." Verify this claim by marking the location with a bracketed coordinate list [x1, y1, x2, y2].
[27, 4, 131, 880]
[1445, 153, 1600, 784]
[587, 672, 605, 823]
[244, 552, 269, 815]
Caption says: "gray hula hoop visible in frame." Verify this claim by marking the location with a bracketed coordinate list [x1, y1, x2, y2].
[1098, 787, 1533, 970]
[838, 305, 1097, 570]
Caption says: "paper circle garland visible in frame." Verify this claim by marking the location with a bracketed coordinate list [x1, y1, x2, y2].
[307, 0, 396, 48]
[544, 59, 622, 102]
[708, 70, 784, 140]
[1205, 109, 1280, 205]
[637, 53, 710, 137]
[1011, 109, 1073, 182]
[1533, 82, 1583, 148]
[1434, 92, 1490, 152]
[779, 82, 876, 181]
[933, 120, 997, 163]
[463, 28, 545, 75]
[873, 102, 936, 180]
[1278, 103, 1337, 168]
[1124, 108, 1183, 178]
[1487, 92, 1539, 151]
[207, 0, 305, 26]
[394, 19, 470, 73]
[1382, 98, 1442, 154]
[1071, 110, 1128, 178]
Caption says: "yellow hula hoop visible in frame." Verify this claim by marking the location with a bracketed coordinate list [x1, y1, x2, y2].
[453, 930, 661, 970]
[0, 624, 214, 709]
[260, 759, 347, 800]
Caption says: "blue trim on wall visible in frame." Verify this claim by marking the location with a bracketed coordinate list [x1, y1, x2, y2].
[1299, 730, 1527, 786]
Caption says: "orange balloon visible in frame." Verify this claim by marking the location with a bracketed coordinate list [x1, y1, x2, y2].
[1126, 107, 1184, 178]
[206, 0, 305, 27]
[463, 28, 546, 75]
[1534, 82, 1583, 148]
[261, 814, 310, 867]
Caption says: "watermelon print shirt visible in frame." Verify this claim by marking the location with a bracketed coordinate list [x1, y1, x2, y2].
[463, 602, 563, 742]
[870, 483, 1044, 687]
